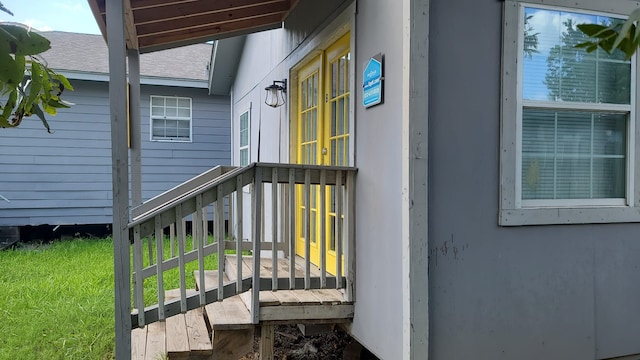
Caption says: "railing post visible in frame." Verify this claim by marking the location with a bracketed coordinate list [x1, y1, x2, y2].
[251, 167, 263, 324]
[335, 170, 343, 289]
[133, 225, 145, 327]
[272, 167, 279, 291]
[176, 204, 187, 312]
[217, 186, 225, 300]
[236, 175, 244, 294]
[345, 170, 356, 302]
[155, 215, 165, 320]
[319, 169, 327, 288]
[169, 223, 175, 258]
[288, 169, 296, 289]
[196, 195, 206, 306]
[304, 169, 311, 290]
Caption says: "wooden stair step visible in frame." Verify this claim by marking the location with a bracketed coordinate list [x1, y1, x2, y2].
[193, 269, 231, 291]
[144, 321, 166, 360]
[131, 327, 147, 360]
[227, 255, 324, 280]
[224, 255, 252, 282]
[185, 308, 213, 356]
[165, 313, 190, 359]
[205, 295, 252, 330]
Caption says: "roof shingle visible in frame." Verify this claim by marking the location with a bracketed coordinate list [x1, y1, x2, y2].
[40, 31, 212, 81]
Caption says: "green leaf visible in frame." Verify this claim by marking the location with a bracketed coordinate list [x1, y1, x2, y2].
[25, 61, 43, 112]
[31, 104, 51, 133]
[1, 89, 17, 126]
[52, 73, 74, 91]
[0, 51, 22, 86]
[0, 24, 50, 55]
[612, 8, 640, 54]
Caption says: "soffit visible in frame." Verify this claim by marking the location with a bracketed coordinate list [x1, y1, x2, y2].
[88, 0, 299, 53]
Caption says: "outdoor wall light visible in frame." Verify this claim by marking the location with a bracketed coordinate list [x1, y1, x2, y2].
[264, 79, 287, 108]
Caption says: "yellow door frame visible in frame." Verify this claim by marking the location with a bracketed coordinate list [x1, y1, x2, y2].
[294, 32, 351, 275]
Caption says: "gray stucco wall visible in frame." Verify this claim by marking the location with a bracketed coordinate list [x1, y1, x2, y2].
[429, 1, 640, 359]
[0, 80, 230, 226]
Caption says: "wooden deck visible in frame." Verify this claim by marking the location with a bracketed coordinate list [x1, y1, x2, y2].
[132, 256, 353, 360]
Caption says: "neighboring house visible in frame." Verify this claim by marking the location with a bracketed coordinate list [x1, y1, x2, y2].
[91, 0, 640, 359]
[0, 32, 230, 227]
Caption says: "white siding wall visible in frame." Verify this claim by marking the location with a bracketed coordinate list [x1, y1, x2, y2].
[229, 1, 407, 358]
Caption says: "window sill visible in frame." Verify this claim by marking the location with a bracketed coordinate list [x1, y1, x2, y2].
[499, 206, 640, 226]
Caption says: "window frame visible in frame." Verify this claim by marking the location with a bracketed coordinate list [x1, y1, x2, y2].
[500, 0, 640, 225]
[238, 106, 251, 167]
[149, 95, 193, 142]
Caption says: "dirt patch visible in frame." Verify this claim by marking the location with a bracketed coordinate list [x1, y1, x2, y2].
[239, 324, 378, 360]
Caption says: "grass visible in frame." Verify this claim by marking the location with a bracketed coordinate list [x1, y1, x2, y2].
[0, 238, 115, 360]
[0, 236, 224, 360]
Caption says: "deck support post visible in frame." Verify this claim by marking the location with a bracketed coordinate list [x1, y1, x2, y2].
[259, 324, 275, 360]
[107, 0, 132, 358]
[128, 49, 142, 207]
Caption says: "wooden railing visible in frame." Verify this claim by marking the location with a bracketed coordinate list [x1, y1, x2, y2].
[128, 163, 357, 328]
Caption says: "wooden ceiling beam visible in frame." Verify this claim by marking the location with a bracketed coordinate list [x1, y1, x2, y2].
[138, 13, 283, 48]
[133, 0, 287, 24]
[124, 0, 140, 49]
[135, 2, 290, 37]
[130, 0, 198, 11]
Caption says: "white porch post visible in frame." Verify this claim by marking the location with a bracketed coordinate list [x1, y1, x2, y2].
[107, 0, 132, 359]
[402, 0, 430, 358]
[128, 49, 143, 207]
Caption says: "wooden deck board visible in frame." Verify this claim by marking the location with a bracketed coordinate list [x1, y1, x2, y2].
[231, 255, 324, 279]
[205, 296, 252, 330]
[185, 308, 213, 355]
[239, 289, 280, 307]
[165, 313, 190, 359]
[290, 289, 322, 305]
[259, 304, 354, 322]
[271, 290, 302, 305]
[144, 321, 165, 360]
[309, 289, 344, 305]
[131, 327, 147, 360]
[131, 255, 354, 360]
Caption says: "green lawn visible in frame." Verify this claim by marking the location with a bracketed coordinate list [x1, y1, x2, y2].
[0, 236, 220, 360]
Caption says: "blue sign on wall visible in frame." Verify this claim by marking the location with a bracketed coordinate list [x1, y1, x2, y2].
[363, 54, 383, 108]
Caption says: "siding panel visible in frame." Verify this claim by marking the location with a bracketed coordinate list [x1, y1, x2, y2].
[0, 80, 230, 226]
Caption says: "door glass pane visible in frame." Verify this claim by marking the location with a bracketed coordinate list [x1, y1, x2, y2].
[329, 215, 336, 251]
[339, 56, 346, 95]
[331, 62, 340, 98]
[331, 140, 337, 165]
[331, 102, 337, 136]
[344, 95, 349, 130]
[313, 74, 318, 106]
[337, 98, 344, 135]
[311, 210, 317, 243]
[301, 79, 307, 109]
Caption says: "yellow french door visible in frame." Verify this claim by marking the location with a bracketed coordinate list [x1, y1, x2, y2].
[295, 33, 350, 275]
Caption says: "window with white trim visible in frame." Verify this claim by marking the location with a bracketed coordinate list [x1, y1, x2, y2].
[500, 0, 640, 225]
[150, 96, 192, 141]
[239, 109, 250, 166]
